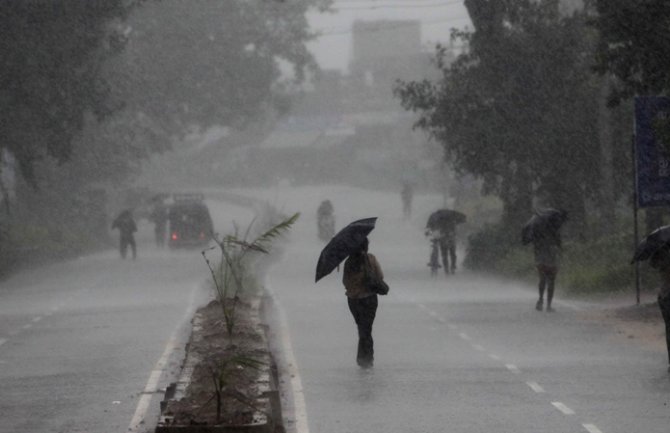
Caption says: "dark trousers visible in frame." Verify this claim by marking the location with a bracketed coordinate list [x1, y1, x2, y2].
[120, 234, 136, 259]
[347, 295, 378, 367]
[659, 295, 670, 365]
[438, 238, 456, 273]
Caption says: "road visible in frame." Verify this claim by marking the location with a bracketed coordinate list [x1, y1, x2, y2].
[0, 199, 253, 433]
[248, 184, 670, 433]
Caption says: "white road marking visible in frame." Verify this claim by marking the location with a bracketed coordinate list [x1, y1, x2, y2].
[22, 324, 32, 330]
[489, 354, 500, 361]
[447, 324, 458, 331]
[0, 338, 6, 348]
[458, 332, 471, 341]
[472, 344, 485, 352]
[505, 364, 520, 374]
[417, 303, 429, 311]
[526, 381, 545, 393]
[552, 401, 575, 415]
[583, 424, 603, 433]
[127, 285, 202, 433]
[32, 316, 42, 323]
[428, 311, 438, 318]
[267, 287, 310, 433]
[435, 317, 446, 324]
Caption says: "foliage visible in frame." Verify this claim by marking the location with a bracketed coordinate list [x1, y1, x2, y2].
[115, 0, 332, 136]
[0, 1, 131, 186]
[463, 223, 518, 271]
[202, 212, 299, 337]
[591, 0, 670, 106]
[395, 0, 607, 232]
[209, 354, 264, 424]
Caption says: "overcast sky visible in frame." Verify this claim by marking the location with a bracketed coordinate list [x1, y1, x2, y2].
[306, 0, 472, 72]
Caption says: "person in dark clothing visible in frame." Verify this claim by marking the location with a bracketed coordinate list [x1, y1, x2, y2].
[425, 224, 457, 275]
[650, 245, 670, 371]
[149, 200, 168, 247]
[112, 209, 137, 259]
[342, 238, 384, 368]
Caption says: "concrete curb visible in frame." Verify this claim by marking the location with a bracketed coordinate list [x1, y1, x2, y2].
[155, 297, 284, 433]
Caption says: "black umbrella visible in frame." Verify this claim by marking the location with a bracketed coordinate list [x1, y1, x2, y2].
[632, 225, 670, 264]
[315, 217, 377, 283]
[426, 209, 466, 231]
[521, 208, 567, 245]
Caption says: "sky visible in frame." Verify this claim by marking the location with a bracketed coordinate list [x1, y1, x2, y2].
[306, 0, 473, 72]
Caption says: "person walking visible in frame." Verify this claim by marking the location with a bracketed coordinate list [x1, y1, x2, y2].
[149, 198, 168, 247]
[342, 238, 384, 368]
[650, 244, 670, 372]
[112, 209, 137, 259]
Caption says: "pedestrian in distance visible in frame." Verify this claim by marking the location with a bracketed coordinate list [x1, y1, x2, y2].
[149, 197, 168, 248]
[317, 199, 335, 242]
[112, 209, 137, 260]
[342, 237, 384, 368]
[523, 209, 568, 312]
[649, 244, 670, 372]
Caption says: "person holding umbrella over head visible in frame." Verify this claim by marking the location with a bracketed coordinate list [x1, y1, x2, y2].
[522, 208, 567, 312]
[632, 225, 670, 372]
[315, 217, 387, 369]
[342, 237, 384, 368]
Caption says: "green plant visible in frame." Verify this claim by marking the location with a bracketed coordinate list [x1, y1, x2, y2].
[209, 354, 265, 424]
[202, 212, 299, 337]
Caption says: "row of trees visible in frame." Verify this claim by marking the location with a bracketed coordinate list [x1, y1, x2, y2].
[0, 0, 329, 272]
[395, 0, 669, 246]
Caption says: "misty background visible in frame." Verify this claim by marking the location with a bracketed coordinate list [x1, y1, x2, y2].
[0, 0, 667, 298]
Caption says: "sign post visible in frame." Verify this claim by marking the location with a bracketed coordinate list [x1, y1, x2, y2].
[633, 96, 670, 304]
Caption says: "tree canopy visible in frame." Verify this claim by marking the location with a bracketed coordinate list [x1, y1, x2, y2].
[592, 0, 670, 105]
[396, 0, 603, 228]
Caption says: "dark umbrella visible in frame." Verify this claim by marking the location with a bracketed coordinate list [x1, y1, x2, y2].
[315, 217, 377, 282]
[632, 225, 670, 264]
[426, 209, 466, 231]
[521, 208, 567, 245]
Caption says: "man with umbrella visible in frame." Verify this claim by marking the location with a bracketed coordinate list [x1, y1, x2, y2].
[315, 218, 385, 368]
[632, 225, 670, 371]
[522, 208, 567, 312]
[425, 209, 466, 276]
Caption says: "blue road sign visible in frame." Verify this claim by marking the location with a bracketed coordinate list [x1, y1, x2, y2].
[635, 96, 670, 207]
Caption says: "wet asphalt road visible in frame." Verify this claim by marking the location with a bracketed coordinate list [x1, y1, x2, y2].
[256, 185, 670, 433]
[0, 200, 253, 433]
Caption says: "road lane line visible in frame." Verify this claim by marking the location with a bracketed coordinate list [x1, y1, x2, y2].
[22, 324, 32, 330]
[489, 354, 500, 361]
[583, 424, 603, 433]
[458, 332, 471, 341]
[505, 364, 520, 374]
[267, 286, 310, 433]
[32, 316, 42, 323]
[526, 381, 545, 393]
[447, 324, 458, 331]
[472, 344, 485, 352]
[435, 317, 446, 324]
[551, 402, 575, 415]
[0, 338, 6, 348]
[127, 284, 203, 433]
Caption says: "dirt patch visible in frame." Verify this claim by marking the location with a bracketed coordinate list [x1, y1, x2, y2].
[157, 297, 280, 431]
[579, 298, 666, 352]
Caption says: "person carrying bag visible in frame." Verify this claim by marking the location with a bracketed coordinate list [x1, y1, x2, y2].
[343, 238, 387, 368]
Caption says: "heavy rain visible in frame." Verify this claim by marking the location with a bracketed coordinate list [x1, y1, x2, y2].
[1, 1, 669, 432]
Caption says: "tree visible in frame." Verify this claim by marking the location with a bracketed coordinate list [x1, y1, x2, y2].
[395, 0, 603, 233]
[591, 0, 670, 106]
[112, 0, 331, 137]
[0, 1, 130, 186]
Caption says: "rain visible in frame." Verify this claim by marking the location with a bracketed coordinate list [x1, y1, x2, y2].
[1, 1, 670, 432]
